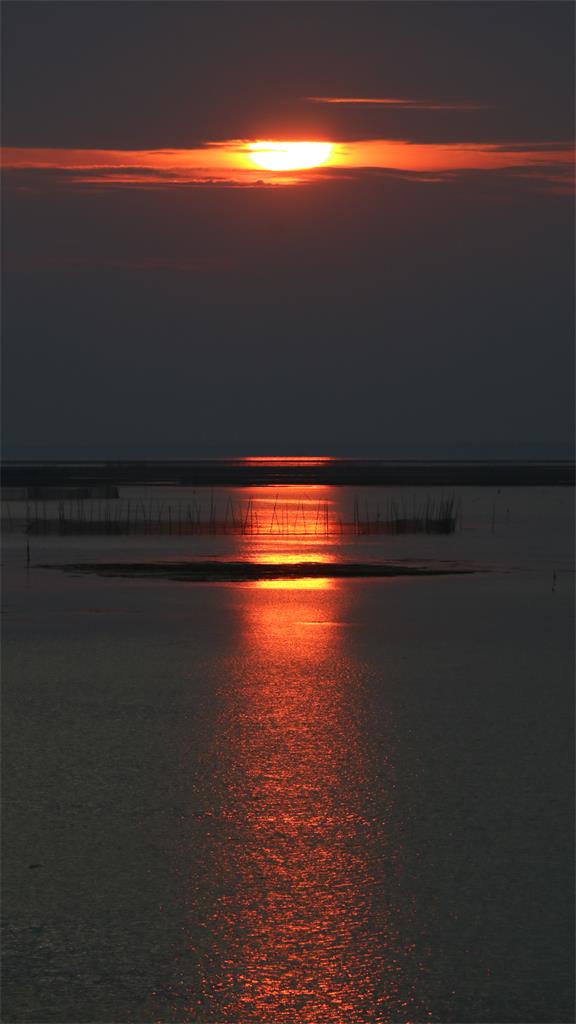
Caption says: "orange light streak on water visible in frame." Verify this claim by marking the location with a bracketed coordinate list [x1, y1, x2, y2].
[189, 510, 427, 1022]
[234, 484, 338, 587]
[209, 581, 381, 1022]
[240, 456, 333, 466]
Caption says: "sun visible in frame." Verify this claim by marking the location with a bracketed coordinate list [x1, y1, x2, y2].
[247, 141, 333, 172]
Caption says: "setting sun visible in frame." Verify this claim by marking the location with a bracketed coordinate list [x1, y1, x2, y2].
[247, 140, 333, 172]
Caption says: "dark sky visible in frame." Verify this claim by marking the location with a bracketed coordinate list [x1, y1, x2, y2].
[2, 1, 574, 458]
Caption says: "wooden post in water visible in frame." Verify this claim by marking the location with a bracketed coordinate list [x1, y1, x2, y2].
[209, 490, 215, 533]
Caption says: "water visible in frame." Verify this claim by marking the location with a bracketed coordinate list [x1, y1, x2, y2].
[2, 485, 574, 1022]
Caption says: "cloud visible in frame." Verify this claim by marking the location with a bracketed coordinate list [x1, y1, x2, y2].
[305, 96, 485, 110]
[2, 139, 572, 193]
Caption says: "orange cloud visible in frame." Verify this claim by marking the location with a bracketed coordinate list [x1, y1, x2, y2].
[2, 139, 572, 188]
[305, 96, 485, 110]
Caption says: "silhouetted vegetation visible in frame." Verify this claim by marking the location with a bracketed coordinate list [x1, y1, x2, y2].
[2, 494, 460, 537]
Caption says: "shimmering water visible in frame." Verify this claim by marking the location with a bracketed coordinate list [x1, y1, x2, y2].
[2, 486, 574, 1022]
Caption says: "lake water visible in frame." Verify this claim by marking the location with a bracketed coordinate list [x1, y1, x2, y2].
[2, 485, 574, 1022]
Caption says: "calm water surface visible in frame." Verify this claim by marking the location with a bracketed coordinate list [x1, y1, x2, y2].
[2, 486, 574, 1022]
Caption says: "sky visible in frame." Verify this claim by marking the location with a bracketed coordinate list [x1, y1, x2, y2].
[2, 0, 574, 459]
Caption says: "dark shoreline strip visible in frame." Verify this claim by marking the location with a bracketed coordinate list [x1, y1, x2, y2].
[40, 560, 481, 583]
[3, 459, 574, 488]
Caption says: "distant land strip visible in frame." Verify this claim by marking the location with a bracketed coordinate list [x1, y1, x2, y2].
[2, 459, 575, 488]
[41, 560, 482, 583]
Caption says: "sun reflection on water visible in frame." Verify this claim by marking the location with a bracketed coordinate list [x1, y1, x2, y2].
[232, 484, 339, 589]
[211, 579, 380, 1021]
[247, 552, 336, 591]
[182, 494, 427, 1023]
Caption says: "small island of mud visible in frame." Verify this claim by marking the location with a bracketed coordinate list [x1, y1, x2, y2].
[40, 559, 483, 583]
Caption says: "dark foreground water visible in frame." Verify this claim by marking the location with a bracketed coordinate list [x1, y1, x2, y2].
[2, 486, 574, 1022]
